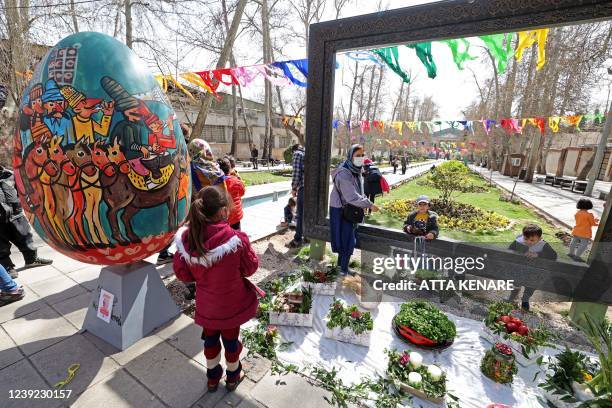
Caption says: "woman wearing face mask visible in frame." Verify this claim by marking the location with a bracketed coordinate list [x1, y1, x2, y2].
[330, 144, 379, 275]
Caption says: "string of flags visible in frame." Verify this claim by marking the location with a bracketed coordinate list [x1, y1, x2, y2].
[323, 112, 606, 136]
[155, 28, 551, 99]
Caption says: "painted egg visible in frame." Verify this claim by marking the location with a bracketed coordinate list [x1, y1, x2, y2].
[12, 32, 191, 265]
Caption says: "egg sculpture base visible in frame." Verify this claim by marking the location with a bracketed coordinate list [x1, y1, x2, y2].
[83, 261, 180, 350]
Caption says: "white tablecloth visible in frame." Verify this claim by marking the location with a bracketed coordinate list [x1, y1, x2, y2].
[271, 286, 559, 407]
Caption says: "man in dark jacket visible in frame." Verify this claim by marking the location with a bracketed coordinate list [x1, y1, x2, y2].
[508, 224, 558, 311]
[250, 144, 259, 169]
[363, 159, 383, 215]
[401, 155, 407, 175]
[403, 195, 439, 240]
[0, 166, 52, 278]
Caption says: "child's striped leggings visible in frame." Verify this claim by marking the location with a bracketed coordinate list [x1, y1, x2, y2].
[201, 327, 243, 386]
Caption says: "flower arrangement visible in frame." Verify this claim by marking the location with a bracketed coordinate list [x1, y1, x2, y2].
[324, 299, 373, 346]
[301, 265, 339, 295]
[269, 287, 313, 327]
[480, 342, 518, 384]
[393, 301, 456, 347]
[385, 348, 446, 404]
[539, 347, 600, 406]
[483, 302, 552, 364]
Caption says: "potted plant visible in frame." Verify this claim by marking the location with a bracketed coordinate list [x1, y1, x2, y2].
[482, 301, 552, 366]
[393, 301, 456, 348]
[539, 347, 599, 407]
[269, 287, 313, 327]
[324, 299, 373, 346]
[386, 348, 447, 405]
[301, 265, 339, 295]
[480, 342, 518, 384]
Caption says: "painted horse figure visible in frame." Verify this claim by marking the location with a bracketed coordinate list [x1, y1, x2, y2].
[92, 141, 184, 246]
[67, 140, 112, 248]
[47, 136, 90, 249]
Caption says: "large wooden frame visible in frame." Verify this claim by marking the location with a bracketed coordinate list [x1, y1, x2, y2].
[303, 0, 612, 302]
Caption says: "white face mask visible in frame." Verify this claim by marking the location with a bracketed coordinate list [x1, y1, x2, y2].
[353, 157, 365, 167]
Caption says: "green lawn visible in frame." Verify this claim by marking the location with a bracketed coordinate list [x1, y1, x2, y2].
[240, 171, 290, 186]
[367, 172, 570, 255]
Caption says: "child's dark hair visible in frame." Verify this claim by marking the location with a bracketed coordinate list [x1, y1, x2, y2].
[187, 186, 229, 256]
[522, 223, 543, 238]
[288, 197, 296, 206]
[225, 155, 236, 168]
[577, 198, 593, 210]
[217, 158, 231, 175]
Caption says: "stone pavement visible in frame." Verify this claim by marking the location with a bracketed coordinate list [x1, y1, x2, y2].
[470, 165, 609, 230]
[0, 161, 439, 408]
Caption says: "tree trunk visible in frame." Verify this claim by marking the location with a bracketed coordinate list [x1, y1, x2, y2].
[261, 0, 273, 160]
[125, 0, 133, 48]
[190, 0, 247, 140]
[5, 0, 30, 105]
[365, 66, 375, 120]
[70, 0, 79, 32]
[577, 150, 596, 180]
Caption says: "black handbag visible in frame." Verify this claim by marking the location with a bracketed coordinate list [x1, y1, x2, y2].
[333, 175, 365, 224]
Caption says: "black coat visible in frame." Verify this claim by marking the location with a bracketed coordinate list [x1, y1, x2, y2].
[363, 167, 383, 196]
[0, 167, 22, 223]
[403, 210, 439, 237]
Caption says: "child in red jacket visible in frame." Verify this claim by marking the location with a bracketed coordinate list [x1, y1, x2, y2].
[218, 158, 245, 230]
[173, 186, 260, 392]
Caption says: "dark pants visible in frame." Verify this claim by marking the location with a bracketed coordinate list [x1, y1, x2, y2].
[366, 194, 376, 214]
[294, 187, 304, 242]
[202, 327, 242, 386]
[230, 222, 241, 231]
[0, 216, 36, 270]
[251, 158, 258, 169]
[330, 207, 357, 274]
[401, 166, 407, 175]
[393, 166, 397, 174]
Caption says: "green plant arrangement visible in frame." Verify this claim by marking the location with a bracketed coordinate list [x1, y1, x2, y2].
[393, 301, 456, 347]
[324, 299, 373, 346]
[538, 347, 600, 405]
[417, 160, 478, 203]
[577, 314, 612, 403]
[483, 302, 553, 366]
[481, 342, 518, 384]
[302, 265, 339, 295]
[269, 287, 314, 327]
[385, 348, 447, 404]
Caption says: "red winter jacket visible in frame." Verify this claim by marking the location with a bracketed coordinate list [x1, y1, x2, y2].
[173, 222, 260, 329]
[225, 176, 245, 226]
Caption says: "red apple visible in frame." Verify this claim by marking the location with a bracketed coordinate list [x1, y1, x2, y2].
[499, 315, 511, 323]
[505, 322, 519, 333]
[517, 325, 529, 336]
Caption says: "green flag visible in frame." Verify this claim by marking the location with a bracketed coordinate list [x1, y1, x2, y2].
[442, 38, 476, 70]
[406, 42, 437, 79]
[373, 47, 411, 83]
[479, 33, 514, 74]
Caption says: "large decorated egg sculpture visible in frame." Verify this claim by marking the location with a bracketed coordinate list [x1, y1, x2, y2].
[13, 32, 191, 265]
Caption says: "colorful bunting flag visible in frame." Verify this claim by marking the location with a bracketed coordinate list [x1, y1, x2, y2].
[515, 29, 549, 70]
[373, 47, 411, 83]
[406, 42, 437, 79]
[442, 38, 476, 70]
[548, 117, 561, 132]
[479, 33, 514, 74]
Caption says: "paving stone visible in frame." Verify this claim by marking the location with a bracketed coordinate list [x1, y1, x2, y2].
[0, 283, 46, 324]
[235, 397, 267, 408]
[250, 372, 333, 408]
[72, 368, 165, 408]
[2, 306, 77, 356]
[0, 359, 62, 408]
[13, 265, 62, 286]
[67, 266, 101, 291]
[36, 248, 90, 274]
[242, 354, 271, 383]
[156, 315, 206, 366]
[192, 387, 229, 407]
[30, 333, 120, 404]
[27, 274, 87, 306]
[124, 340, 206, 408]
[0, 326, 23, 370]
[82, 330, 165, 366]
[52, 292, 91, 330]
[215, 378, 257, 407]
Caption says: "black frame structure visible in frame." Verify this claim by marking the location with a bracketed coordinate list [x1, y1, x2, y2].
[304, 0, 612, 302]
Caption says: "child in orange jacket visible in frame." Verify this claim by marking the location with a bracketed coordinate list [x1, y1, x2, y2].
[568, 198, 599, 262]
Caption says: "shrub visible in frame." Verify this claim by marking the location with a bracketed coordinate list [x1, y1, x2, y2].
[283, 146, 293, 164]
[330, 155, 345, 167]
[419, 160, 476, 202]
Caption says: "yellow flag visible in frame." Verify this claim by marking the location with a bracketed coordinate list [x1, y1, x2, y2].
[515, 29, 549, 70]
[548, 116, 560, 132]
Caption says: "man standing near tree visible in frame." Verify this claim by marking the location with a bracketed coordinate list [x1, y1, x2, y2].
[251, 144, 259, 169]
[287, 144, 307, 248]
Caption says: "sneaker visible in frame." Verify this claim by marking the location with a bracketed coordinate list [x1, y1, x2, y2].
[23, 257, 53, 269]
[7, 268, 18, 279]
[0, 286, 25, 304]
[156, 254, 173, 265]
